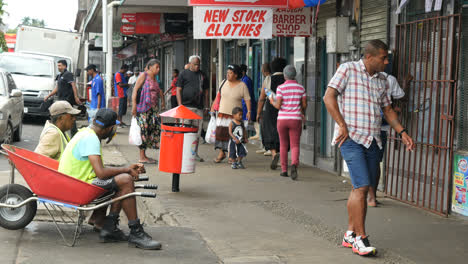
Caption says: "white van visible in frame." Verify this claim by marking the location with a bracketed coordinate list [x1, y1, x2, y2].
[0, 53, 57, 117]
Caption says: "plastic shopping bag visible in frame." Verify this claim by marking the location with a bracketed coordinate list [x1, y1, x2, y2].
[129, 117, 142, 146]
[205, 114, 217, 144]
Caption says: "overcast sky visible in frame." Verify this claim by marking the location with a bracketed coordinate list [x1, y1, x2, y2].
[4, 0, 78, 31]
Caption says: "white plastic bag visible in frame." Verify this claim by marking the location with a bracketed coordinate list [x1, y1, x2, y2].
[205, 114, 217, 144]
[129, 117, 142, 146]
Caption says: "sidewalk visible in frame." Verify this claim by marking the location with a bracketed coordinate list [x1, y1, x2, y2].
[111, 120, 468, 264]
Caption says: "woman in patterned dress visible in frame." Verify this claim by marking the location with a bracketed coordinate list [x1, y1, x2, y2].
[131, 59, 165, 163]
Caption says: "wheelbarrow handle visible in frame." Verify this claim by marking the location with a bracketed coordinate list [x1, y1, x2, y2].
[140, 192, 157, 198]
[135, 176, 149, 182]
[135, 184, 158, 190]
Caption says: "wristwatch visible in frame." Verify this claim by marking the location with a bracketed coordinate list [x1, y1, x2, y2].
[398, 128, 408, 137]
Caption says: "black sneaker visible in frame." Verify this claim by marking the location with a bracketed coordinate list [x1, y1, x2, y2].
[231, 162, 239, 169]
[270, 154, 279, 170]
[128, 222, 162, 250]
[280, 172, 288, 177]
[237, 161, 245, 169]
[99, 215, 128, 243]
[290, 164, 298, 180]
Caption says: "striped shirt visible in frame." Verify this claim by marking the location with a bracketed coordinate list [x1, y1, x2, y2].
[328, 60, 391, 149]
[276, 80, 306, 120]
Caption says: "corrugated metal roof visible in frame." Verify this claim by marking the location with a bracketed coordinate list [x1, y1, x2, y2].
[360, 0, 388, 49]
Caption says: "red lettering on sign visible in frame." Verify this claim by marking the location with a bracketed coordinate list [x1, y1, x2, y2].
[204, 10, 212, 22]
[223, 24, 232, 36]
[258, 10, 267, 22]
[245, 10, 253, 22]
[206, 23, 215, 36]
[214, 24, 222, 36]
[231, 23, 242, 36]
[253, 24, 262, 37]
[232, 10, 240, 22]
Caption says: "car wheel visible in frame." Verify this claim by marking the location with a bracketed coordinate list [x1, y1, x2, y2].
[3, 122, 13, 145]
[13, 120, 22, 142]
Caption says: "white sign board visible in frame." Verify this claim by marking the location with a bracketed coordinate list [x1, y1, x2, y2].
[273, 8, 312, 37]
[181, 133, 198, 174]
[193, 6, 273, 39]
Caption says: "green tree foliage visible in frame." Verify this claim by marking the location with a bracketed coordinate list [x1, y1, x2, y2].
[21, 16, 46, 27]
[0, 0, 8, 52]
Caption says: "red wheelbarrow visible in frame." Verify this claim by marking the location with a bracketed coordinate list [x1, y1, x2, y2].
[0, 144, 157, 246]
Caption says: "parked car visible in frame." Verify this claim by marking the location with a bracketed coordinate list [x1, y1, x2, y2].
[0, 53, 56, 117]
[0, 69, 24, 143]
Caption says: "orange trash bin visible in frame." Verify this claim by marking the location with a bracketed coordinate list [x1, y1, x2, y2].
[158, 105, 202, 192]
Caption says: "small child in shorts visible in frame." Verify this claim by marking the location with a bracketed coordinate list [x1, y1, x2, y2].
[229, 107, 248, 169]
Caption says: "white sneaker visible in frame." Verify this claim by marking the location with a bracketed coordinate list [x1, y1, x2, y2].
[264, 150, 272, 156]
[256, 149, 266, 154]
[352, 237, 377, 256]
[342, 232, 355, 248]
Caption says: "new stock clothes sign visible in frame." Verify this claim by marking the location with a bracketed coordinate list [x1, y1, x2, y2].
[273, 8, 312, 37]
[193, 7, 273, 39]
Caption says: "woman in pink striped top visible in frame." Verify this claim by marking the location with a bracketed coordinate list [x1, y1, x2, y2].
[269, 65, 307, 180]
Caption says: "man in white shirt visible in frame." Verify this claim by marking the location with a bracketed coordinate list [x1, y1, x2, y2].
[368, 73, 408, 207]
[127, 68, 140, 105]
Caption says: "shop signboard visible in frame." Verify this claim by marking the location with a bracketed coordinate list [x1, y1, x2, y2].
[189, 0, 288, 8]
[452, 151, 468, 216]
[273, 8, 312, 37]
[122, 13, 136, 23]
[120, 24, 136, 35]
[136, 13, 163, 34]
[193, 6, 273, 39]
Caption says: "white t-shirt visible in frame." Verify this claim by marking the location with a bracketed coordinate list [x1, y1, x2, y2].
[381, 73, 405, 131]
[128, 74, 138, 86]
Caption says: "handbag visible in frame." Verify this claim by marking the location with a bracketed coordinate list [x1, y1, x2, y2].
[135, 73, 147, 104]
[212, 79, 227, 112]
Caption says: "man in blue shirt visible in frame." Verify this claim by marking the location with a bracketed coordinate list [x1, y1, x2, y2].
[86, 65, 106, 121]
[240, 64, 257, 122]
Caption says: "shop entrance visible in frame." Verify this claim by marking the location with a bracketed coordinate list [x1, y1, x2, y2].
[384, 15, 461, 216]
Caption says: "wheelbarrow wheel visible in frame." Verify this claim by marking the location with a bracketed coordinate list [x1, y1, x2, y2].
[0, 184, 37, 230]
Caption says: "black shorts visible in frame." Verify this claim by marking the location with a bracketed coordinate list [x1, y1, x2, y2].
[229, 140, 247, 159]
[171, 95, 178, 109]
[118, 97, 128, 116]
[92, 177, 118, 191]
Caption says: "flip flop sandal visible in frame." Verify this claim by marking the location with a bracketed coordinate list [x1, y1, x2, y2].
[213, 156, 226, 163]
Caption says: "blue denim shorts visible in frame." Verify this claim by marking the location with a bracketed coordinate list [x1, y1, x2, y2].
[340, 139, 381, 189]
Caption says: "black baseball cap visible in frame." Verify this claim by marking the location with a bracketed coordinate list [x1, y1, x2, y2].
[95, 109, 120, 128]
[85, 64, 97, 71]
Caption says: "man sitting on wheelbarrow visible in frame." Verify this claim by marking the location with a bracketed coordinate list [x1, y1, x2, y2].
[35, 101, 81, 160]
[58, 108, 162, 250]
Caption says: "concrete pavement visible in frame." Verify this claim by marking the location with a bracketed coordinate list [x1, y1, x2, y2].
[2, 114, 468, 263]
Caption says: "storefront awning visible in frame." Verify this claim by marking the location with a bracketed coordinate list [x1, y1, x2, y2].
[81, 0, 189, 33]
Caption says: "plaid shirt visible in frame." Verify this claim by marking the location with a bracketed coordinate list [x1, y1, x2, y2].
[328, 60, 391, 149]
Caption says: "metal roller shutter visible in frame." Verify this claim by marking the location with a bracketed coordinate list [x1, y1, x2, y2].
[316, 0, 336, 39]
[360, 0, 388, 49]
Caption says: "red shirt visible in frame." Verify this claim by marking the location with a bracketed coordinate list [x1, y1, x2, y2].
[170, 77, 178, 96]
[115, 73, 126, 98]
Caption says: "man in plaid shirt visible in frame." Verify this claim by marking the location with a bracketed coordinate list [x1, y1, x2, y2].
[323, 40, 415, 256]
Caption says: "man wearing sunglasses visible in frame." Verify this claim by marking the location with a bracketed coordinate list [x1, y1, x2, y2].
[58, 109, 162, 250]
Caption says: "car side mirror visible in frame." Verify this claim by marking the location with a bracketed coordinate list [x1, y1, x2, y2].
[75, 69, 81, 77]
[10, 89, 22, 97]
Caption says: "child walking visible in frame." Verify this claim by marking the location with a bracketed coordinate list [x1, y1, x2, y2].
[229, 107, 248, 169]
